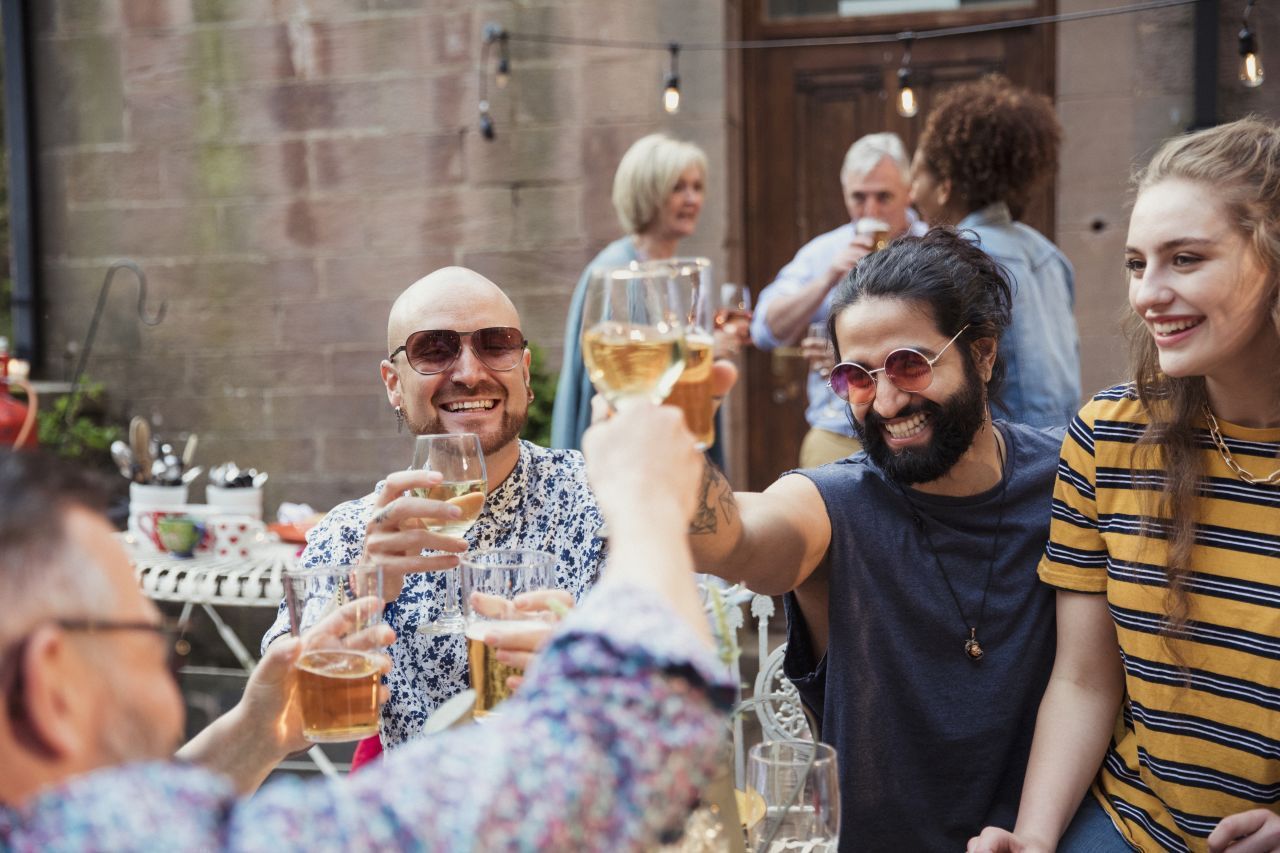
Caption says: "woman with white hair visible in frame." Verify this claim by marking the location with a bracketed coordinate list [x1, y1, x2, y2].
[551, 133, 709, 451]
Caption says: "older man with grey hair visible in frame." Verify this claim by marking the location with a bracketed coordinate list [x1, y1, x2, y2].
[751, 132, 926, 467]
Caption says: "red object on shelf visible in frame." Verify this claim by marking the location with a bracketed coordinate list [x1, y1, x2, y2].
[0, 339, 37, 449]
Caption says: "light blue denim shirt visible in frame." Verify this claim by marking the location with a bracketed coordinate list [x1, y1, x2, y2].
[958, 203, 1081, 430]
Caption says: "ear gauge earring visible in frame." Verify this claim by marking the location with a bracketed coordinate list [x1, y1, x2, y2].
[395, 406, 405, 434]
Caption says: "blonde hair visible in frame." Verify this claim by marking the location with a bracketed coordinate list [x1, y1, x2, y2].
[611, 134, 708, 235]
[1128, 116, 1280, 634]
[839, 132, 910, 187]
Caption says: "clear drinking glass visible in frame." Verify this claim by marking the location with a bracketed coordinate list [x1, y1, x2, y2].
[283, 563, 386, 743]
[747, 740, 840, 853]
[411, 433, 487, 636]
[640, 257, 716, 448]
[580, 264, 687, 408]
[715, 282, 753, 330]
[459, 548, 556, 716]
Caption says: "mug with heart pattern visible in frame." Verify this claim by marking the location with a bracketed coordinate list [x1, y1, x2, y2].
[209, 515, 267, 559]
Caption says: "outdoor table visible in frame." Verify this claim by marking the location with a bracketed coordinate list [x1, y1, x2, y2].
[124, 535, 339, 777]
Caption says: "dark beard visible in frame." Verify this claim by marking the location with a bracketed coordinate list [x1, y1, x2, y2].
[853, 376, 986, 485]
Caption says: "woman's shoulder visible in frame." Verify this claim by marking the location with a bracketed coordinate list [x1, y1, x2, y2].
[1075, 383, 1148, 425]
[588, 236, 638, 268]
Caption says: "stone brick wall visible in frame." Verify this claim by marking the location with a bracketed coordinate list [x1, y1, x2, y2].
[1055, 3, 1280, 402]
[30, 0, 736, 512]
[30, 1, 1276, 508]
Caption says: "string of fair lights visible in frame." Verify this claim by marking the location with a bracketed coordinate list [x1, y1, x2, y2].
[474, 0, 1265, 140]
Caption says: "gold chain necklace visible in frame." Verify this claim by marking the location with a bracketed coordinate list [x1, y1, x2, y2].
[1203, 405, 1280, 486]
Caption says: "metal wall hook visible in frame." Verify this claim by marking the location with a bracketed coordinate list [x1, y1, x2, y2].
[60, 259, 167, 438]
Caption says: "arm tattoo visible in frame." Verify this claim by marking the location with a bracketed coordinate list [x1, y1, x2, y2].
[689, 458, 740, 536]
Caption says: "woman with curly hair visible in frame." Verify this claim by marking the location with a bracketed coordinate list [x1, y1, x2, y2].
[969, 118, 1280, 852]
[911, 75, 1081, 430]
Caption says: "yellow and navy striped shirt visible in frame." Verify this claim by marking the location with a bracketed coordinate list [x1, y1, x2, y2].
[1039, 385, 1280, 853]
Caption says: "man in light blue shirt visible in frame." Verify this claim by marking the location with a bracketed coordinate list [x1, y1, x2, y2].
[751, 132, 927, 467]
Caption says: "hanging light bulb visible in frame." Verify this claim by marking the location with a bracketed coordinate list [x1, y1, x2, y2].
[478, 100, 495, 140]
[896, 38, 919, 118]
[496, 32, 511, 90]
[1239, 0, 1265, 88]
[897, 67, 919, 118]
[663, 44, 681, 114]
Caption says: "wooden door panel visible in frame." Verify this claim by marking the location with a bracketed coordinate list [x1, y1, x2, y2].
[742, 14, 1055, 491]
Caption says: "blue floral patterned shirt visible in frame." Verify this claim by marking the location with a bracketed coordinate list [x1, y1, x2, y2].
[1, 583, 734, 852]
[261, 440, 606, 746]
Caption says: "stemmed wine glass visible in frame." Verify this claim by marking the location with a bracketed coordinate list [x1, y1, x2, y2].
[715, 282, 753, 332]
[580, 264, 687, 538]
[580, 264, 688, 408]
[411, 433, 487, 636]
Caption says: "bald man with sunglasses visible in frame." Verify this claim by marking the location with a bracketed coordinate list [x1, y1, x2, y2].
[688, 230, 1066, 851]
[262, 267, 614, 749]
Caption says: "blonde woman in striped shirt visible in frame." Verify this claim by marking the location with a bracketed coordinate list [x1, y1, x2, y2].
[970, 118, 1280, 853]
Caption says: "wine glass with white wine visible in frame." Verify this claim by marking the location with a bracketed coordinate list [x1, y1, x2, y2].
[581, 264, 687, 539]
[580, 264, 687, 408]
[411, 432, 487, 636]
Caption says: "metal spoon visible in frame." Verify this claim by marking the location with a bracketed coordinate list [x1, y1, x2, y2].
[110, 441, 135, 480]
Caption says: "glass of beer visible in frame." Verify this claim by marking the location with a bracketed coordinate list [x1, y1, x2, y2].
[580, 264, 687, 408]
[283, 563, 386, 743]
[855, 216, 892, 252]
[640, 257, 716, 448]
[460, 548, 556, 717]
[411, 432, 487, 637]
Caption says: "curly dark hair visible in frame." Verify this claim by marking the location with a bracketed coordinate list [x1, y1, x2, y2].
[828, 227, 1013, 401]
[916, 74, 1060, 219]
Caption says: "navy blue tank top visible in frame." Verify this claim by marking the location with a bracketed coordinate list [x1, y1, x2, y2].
[784, 422, 1061, 851]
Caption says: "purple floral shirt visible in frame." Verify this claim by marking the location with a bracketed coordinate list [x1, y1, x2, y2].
[1, 583, 733, 852]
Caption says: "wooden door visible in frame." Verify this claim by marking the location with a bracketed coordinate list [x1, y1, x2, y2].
[741, 5, 1056, 491]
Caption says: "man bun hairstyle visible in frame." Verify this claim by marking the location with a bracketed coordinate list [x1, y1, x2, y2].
[828, 228, 1014, 400]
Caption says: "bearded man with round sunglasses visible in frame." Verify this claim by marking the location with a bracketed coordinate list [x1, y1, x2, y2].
[689, 229, 1065, 850]
[262, 267, 608, 750]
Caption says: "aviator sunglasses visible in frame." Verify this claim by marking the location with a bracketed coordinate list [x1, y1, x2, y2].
[389, 327, 528, 376]
[827, 325, 970, 404]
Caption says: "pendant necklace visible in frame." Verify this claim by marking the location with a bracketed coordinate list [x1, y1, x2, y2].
[895, 429, 1008, 662]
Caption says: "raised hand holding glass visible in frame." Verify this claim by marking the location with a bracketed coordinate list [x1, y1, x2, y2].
[411, 433, 487, 636]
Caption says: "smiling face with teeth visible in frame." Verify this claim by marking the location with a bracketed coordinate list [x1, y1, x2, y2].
[1126, 179, 1280, 392]
[833, 296, 994, 486]
[381, 268, 531, 485]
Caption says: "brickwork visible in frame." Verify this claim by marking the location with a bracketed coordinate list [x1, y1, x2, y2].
[1054, 4, 1280, 403]
[31, 0, 736, 511]
[31, 0, 1270, 506]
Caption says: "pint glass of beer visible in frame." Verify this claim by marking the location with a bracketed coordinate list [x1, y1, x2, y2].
[639, 257, 716, 448]
[460, 548, 556, 716]
[283, 564, 385, 742]
[854, 217, 892, 252]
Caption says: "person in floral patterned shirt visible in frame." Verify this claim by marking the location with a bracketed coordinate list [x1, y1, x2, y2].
[262, 267, 609, 747]
[0, 403, 733, 850]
